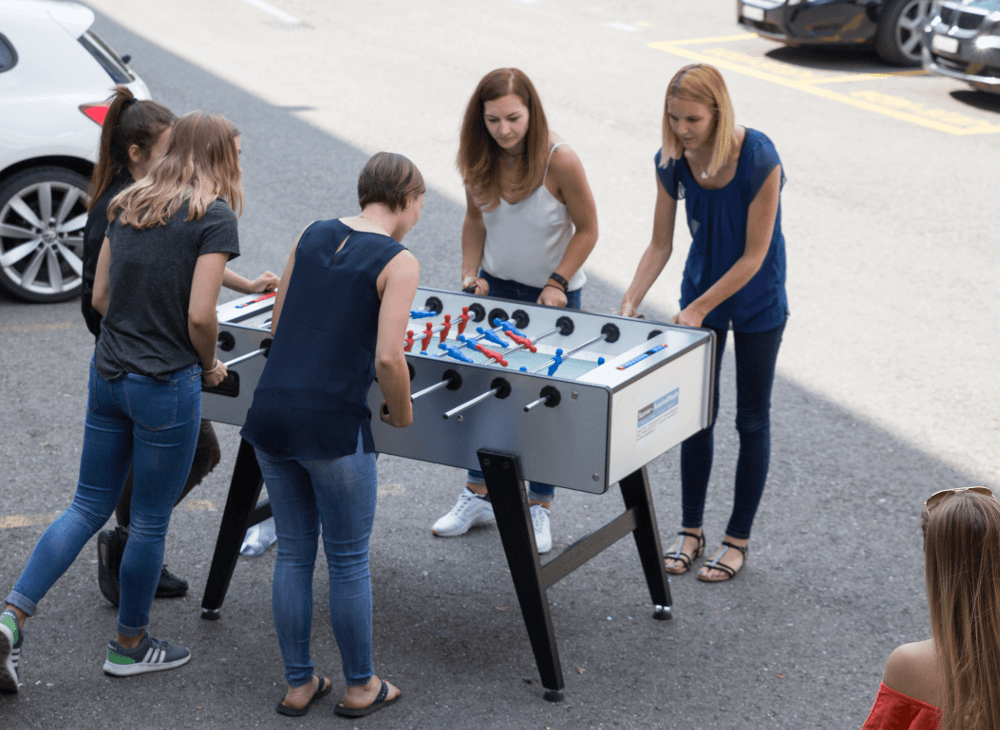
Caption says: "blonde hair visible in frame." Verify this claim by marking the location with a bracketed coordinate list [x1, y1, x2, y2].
[661, 64, 736, 177]
[457, 68, 550, 211]
[109, 112, 243, 229]
[924, 491, 1000, 730]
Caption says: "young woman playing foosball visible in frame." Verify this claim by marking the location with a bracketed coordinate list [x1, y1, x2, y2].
[240, 152, 421, 718]
[433, 67, 599, 554]
[620, 63, 789, 583]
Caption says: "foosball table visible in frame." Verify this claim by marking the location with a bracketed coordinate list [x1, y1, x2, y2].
[200, 287, 716, 701]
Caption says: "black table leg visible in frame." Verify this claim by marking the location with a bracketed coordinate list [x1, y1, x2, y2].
[201, 438, 266, 620]
[618, 467, 672, 620]
[478, 451, 565, 702]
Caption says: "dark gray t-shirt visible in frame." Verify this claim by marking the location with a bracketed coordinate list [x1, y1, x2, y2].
[95, 198, 240, 381]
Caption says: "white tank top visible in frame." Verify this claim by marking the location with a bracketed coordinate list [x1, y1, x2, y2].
[480, 143, 585, 291]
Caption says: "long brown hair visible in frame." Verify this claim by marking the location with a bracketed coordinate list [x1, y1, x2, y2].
[924, 491, 1000, 730]
[457, 68, 549, 210]
[661, 64, 736, 177]
[109, 112, 244, 229]
[87, 86, 175, 211]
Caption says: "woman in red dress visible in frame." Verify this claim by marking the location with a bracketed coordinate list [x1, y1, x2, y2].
[862, 487, 1000, 729]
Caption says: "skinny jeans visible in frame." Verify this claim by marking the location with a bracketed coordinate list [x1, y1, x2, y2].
[255, 431, 377, 688]
[6, 360, 201, 635]
[680, 321, 785, 540]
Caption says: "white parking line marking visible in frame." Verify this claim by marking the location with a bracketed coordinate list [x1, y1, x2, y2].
[239, 0, 299, 24]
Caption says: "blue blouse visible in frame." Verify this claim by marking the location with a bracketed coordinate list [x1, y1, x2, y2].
[655, 128, 788, 333]
[241, 219, 406, 460]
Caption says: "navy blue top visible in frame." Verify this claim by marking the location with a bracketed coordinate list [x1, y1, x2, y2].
[655, 128, 788, 332]
[241, 219, 406, 460]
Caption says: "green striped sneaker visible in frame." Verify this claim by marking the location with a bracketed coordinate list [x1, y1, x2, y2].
[103, 633, 190, 677]
[0, 609, 22, 693]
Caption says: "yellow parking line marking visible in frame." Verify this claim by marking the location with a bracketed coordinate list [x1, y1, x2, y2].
[806, 69, 929, 84]
[669, 33, 759, 45]
[0, 513, 60, 529]
[649, 41, 1000, 135]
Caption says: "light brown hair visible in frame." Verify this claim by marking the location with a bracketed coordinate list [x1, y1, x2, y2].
[109, 112, 243, 229]
[924, 491, 1000, 730]
[457, 68, 549, 210]
[661, 64, 736, 177]
[358, 152, 425, 212]
[87, 86, 175, 211]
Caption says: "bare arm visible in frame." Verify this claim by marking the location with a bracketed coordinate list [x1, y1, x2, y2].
[188, 252, 230, 386]
[539, 145, 599, 307]
[269, 227, 308, 336]
[375, 250, 420, 427]
[620, 172, 678, 317]
[460, 187, 489, 295]
[92, 237, 112, 316]
[222, 267, 280, 294]
[674, 165, 781, 328]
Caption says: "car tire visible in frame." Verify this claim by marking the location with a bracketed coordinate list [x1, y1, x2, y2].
[876, 0, 931, 66]
[0, 166, 90, 303]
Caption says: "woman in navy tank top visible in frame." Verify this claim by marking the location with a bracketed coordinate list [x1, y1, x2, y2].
[621, 64, 789, 583]
[431, 67, 599, 554]
[240, 153, 421, 718]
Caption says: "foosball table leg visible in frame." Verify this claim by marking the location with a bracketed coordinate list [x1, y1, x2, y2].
[618, 467, 673, 620]
[201, 438, 268, 620]
[477, 450, 565, 703]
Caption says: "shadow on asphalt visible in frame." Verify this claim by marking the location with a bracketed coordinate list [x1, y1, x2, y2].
[0, 10, 989, 730]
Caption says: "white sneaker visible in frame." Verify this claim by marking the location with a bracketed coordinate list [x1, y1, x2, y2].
[432, 488, 495, 537]
[530, 504, 552, 554]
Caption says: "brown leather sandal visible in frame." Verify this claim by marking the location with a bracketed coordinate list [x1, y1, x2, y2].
[663, 530, 705, 574]
[697, 541, 748, 582]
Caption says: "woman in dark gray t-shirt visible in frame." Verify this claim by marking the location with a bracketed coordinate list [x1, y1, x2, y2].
[2, 112, 242, 684]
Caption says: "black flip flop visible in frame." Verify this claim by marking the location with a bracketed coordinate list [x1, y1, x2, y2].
[276, 675, 332, 717]
[334, 679, 400, 718]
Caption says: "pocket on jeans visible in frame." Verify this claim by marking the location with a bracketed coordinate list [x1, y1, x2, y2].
[125, 377, 179, 431]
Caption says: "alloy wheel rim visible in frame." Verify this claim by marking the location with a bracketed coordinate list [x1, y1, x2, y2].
[0, 181, 88, 297]
[896, 0, 931, 61]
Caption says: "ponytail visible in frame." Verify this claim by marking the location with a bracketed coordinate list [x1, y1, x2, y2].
[87, 86, 176, 211]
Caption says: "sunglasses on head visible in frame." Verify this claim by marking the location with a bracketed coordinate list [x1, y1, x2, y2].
[924, 486, 995, 514]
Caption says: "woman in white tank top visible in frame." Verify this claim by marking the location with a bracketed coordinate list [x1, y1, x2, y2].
[430, 68, 598, 554]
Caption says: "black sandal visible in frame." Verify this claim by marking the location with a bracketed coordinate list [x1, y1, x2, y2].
[697, 541, 748, 582]
[663, 530, 705, 574]
[334, 679, 401, 718]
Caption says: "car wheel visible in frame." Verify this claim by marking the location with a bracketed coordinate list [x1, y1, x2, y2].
[876, 0, 931, 66]
[0, 167, 90, 303]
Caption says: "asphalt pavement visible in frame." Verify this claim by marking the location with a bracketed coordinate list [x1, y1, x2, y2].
[1, 2, 998, 729]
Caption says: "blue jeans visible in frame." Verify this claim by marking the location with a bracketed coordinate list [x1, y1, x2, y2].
[468, 270, 583, 501]
[6, 361, 201, 636]
[255, 431, 377, 688]
[681, 321, 786, 540]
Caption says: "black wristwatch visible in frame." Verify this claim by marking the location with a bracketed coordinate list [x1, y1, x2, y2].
[548, 272, 569, 292]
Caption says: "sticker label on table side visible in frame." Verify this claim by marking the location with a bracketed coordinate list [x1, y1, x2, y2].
[637, 388, 679, 443]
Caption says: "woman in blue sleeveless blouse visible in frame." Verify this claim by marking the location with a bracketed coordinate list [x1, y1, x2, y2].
[621, 64, 788, 583]
[241, 153, 421, 717]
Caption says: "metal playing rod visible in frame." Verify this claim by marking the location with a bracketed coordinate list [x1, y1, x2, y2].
[524, 396, 549, 412]
[411, 379, 452, 401]
[223, 348, 267, 368]
[443, 387, 499, 420]
[528, 333, 606, 374]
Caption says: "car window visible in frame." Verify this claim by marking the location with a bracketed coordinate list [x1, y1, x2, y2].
[78, 30, 134, 84]
[0, 34, 16, 73]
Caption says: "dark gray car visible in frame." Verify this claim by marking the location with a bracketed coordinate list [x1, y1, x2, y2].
[923, 0, 1000, 94]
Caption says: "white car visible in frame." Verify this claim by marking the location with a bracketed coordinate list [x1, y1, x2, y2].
[0, 0, 150, 302]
